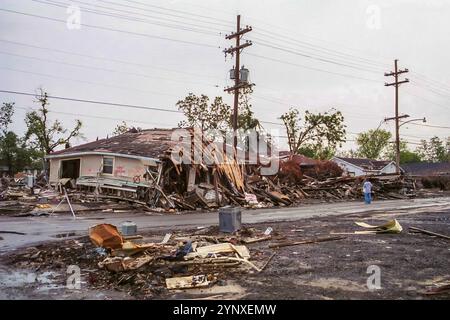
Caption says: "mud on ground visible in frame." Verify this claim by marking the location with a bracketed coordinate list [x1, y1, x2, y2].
[0, 205, 449, 300]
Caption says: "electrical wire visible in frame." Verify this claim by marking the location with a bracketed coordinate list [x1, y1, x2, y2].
[0, 50, 219, 87]
[33, 0, 224, 37]
[0, 8, 220, 49]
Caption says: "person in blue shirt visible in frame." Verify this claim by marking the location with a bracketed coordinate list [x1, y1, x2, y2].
[363, 179, 373, 204]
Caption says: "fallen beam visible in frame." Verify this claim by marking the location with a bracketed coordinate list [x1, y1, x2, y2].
[269, 236, 346, 249]
[409, 226, 450, 240]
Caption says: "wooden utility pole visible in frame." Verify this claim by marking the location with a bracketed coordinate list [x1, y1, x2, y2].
[384, 59, 409, 174]
[224, 15, 253, 154]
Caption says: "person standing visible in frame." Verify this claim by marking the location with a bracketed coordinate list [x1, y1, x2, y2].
[363, 179, 373, 204]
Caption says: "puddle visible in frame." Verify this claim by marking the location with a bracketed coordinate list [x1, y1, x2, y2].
[0, 268, 61, 288]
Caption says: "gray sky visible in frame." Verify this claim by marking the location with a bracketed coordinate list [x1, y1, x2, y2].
[1, 0, 449, 152]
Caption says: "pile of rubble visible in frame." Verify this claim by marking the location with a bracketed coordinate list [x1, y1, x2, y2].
[0, 172, 417, 216]
[89, 223, 276, 291]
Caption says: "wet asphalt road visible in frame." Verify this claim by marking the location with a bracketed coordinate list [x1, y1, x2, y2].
[1, 197, 450, 252]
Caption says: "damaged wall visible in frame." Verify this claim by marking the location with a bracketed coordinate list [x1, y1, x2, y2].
[48, 155, 150, 183]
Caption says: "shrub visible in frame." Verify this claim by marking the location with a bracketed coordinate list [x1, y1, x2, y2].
[421, 176, 450, 190]
[304, 160, 343, 179]
[279, 159, 303, 184]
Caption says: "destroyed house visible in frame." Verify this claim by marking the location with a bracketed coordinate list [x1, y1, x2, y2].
[278, 151, 317, 169]
[46, 128, 179, 185]
[332, 157, 398, 177]
[45, 128, 268, 210]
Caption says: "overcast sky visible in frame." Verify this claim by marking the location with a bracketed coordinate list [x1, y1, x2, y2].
[1, 0, 449, 152]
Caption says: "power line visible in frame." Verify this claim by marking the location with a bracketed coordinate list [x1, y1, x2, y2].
[85, 0, 450, 96]
[1, 89, 282, 127]
[14, 105, 175, 127]
[0, 38, 222, 80]
[0, 50, 219, 87]
[0, 66, 179, 98]
[29, 1, 395, 80]
[403, 122, 450, 130]
[0, 8, 220, 49]
[253, 41, 381, 74]
[0, 90, 182, 113]
[246, 52, 379, 83]
[34, 0, 223, 37]
[252, 31, 388, 70]
[404, 90, 450, 111]
[96, 0, 233, 29]
[410, 82, 450, 100]
[121, 0, 233, 26]
[411, 71, 450, 94]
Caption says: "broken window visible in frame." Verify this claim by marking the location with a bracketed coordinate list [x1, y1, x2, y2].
[102, 157, 114, 174]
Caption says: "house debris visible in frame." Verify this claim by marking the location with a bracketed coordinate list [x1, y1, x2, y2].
[353, 219, 403, 234]
[0, 128, 421, 214]
[88, 223, 274, 290]
[409, 226, 450, 240]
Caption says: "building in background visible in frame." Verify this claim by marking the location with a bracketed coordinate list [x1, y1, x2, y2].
[332, 157, 398, 176]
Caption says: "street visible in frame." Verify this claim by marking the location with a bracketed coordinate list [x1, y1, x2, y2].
[1, 197, 450, 252]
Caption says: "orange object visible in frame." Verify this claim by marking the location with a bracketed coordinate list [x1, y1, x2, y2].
[89, 224, 124, 250]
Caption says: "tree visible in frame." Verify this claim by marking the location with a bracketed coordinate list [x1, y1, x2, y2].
[279, 108, 346, 159]
[384, 140, 422, 164]
[0, 102, 42, 175]
[177, 93, 231, 132]
[25, 89, 83, 155]
[233, 87, 261, 131]
[416, 136, 448, 162]
[112, 121, 142, 136]
[298, 144, 336, 160]
[0, 102, 14, 133]
[355, 129, 391, 159]
[335, 149, 359, 158]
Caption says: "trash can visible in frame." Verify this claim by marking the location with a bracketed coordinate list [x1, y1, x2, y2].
[219, 206, 241, 233]
[120, 221, 137, 236]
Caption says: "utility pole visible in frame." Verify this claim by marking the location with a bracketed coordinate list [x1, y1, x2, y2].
[224, 15, 253, 155]
[384, 59, 409, 174]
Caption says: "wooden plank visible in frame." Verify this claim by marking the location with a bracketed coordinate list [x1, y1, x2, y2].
[409, 226, 450, 240]
[165, 275, 209, 289]
[269, 236, 346, 249]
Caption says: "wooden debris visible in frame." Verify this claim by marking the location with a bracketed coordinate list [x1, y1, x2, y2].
[166, 275, 210, 289]
[89, 224, 123, 250]
[269, 236, 346, 249]
[259, 252, 276, 273]
[409, 226, 450, 240]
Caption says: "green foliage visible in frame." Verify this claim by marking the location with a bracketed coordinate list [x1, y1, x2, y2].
[335, 149, 359, 158]
[0, 103, 43, 175]
[234, 87, 261, 131]
[177, 93, 231, 132]
[384, 139, 422, 164]
[298, 144, 336, 160]
[356, 129, 391, 159]
[24, 89, 83, 154]
[0, 102, 14, 133]
[112, 121, 141, 136]
[177, 90, 262, 134]
[279, 107, 346, 158]
[416, 136, 448, 162]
